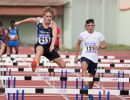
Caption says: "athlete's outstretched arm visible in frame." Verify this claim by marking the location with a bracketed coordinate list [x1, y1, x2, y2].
[50, 21, 57, 51]
[74, 39, 81, 63]
[15, 17, 41, 26]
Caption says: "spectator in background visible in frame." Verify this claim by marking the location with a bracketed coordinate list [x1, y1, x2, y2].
[0, 19, 8, 57]
[8, 20, 19, 54]
[54, 27, 61, 52]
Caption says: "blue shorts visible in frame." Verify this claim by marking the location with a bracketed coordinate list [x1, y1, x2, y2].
[80, 57, 97, 76]
[8, 40, 19, 46]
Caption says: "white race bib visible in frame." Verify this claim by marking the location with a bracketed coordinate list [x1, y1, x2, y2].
[85, 43, 96, 53]
[38, 34, 51, 45]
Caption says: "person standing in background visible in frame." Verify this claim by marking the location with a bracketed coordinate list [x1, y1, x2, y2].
[8, 20, 19, 54]
[0, 19, 8, 57]
[54, 27, 61, 52]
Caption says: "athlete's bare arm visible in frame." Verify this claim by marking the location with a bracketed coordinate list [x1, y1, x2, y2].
[74, 39, 81, 63]
[50, 21, 57, 51]
[15, 17, 41, 26]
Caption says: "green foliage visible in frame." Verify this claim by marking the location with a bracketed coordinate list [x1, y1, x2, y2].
[60, 44, 130, 52]
[106, 44, 130, 51]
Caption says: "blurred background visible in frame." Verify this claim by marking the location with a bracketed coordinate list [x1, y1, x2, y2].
[0, 0, 130, 50]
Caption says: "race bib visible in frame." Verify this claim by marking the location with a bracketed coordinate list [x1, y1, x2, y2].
[38, 34, 51, 45]
[85, 43, 96, 53]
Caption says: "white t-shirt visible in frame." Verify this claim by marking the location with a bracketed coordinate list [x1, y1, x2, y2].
[79, 31, 105, 63]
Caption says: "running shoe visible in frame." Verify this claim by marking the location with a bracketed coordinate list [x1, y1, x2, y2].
[31, 60, 37, 72]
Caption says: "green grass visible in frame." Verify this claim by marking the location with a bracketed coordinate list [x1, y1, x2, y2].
[60, 44, 130, 52]
[21, 43, 130, 52]
[106, 44, 130, 51]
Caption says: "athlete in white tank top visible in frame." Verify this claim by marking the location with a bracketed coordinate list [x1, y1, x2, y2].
[14, 7, 66, 73]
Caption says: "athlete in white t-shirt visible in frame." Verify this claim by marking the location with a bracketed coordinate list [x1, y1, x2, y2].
[74, 19, 107, 99]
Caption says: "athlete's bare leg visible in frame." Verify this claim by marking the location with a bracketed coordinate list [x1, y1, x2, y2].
[81, 61, 88, 86]
[81, 61, 95, 89]
[53, 57, 66, 68]
[31, 46, 43, 72]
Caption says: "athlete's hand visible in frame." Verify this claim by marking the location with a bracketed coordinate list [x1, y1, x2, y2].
[74, 56, 79, 63]
[94, 45, 100, 50]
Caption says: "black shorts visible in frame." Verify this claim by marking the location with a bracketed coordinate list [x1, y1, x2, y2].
[54, 45, 59, 51]
[80, 57, 97, 76]
[34, 43, 60, 61]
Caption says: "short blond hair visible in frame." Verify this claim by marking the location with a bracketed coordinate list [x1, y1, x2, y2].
[43, 7, 54, 16]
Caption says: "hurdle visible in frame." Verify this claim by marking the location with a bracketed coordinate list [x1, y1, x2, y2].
[2, 57, 74, 62]
[105, 90, 130, 95]
[0, 66, 6, 87]
[0, 76, 130, 82]
[0, 88, 130, 95]
[2, 56, 130, 63]
[0, 67, 130, 74]
[118, 71, 125, 91]
[0, 87, 103, 95]
[2, 54, 116, 59]
[76, 78, 78, 100]
[98, 59, 130, 63]
[0, 62, 130, 67]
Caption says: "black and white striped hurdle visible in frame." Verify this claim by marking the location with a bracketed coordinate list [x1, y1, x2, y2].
[0, 88, 103, 95]
[0, 88, 129, 95]
[0, 76, 130, 82]
[0, 68, 129, 74]
[2, 57, 130, 63]
[2, 54, 116, 59]
[0, 62, 130, 67]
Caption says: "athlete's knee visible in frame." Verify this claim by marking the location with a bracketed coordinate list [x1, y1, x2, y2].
[89, 73, 95, 77]
[60, 62, 66, 68]
[82, 66, 87, 70]
[36, 51, 43, 56]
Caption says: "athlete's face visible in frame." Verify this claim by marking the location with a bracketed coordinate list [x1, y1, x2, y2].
[43, 12, 53, 24]
[85, 23, 95, 33]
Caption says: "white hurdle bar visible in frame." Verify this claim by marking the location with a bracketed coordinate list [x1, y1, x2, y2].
[2, 54, 116, 59]
[0, 88, 103, 95]
[105, 90, 130, 95]
[0, 76, 130, 82]
[2, 57, 130, 63]
[0, 68, 129, 74]
[0, 62, 130, 67]
[0, 88, 130, 95]
[1, 57, 74, 62]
